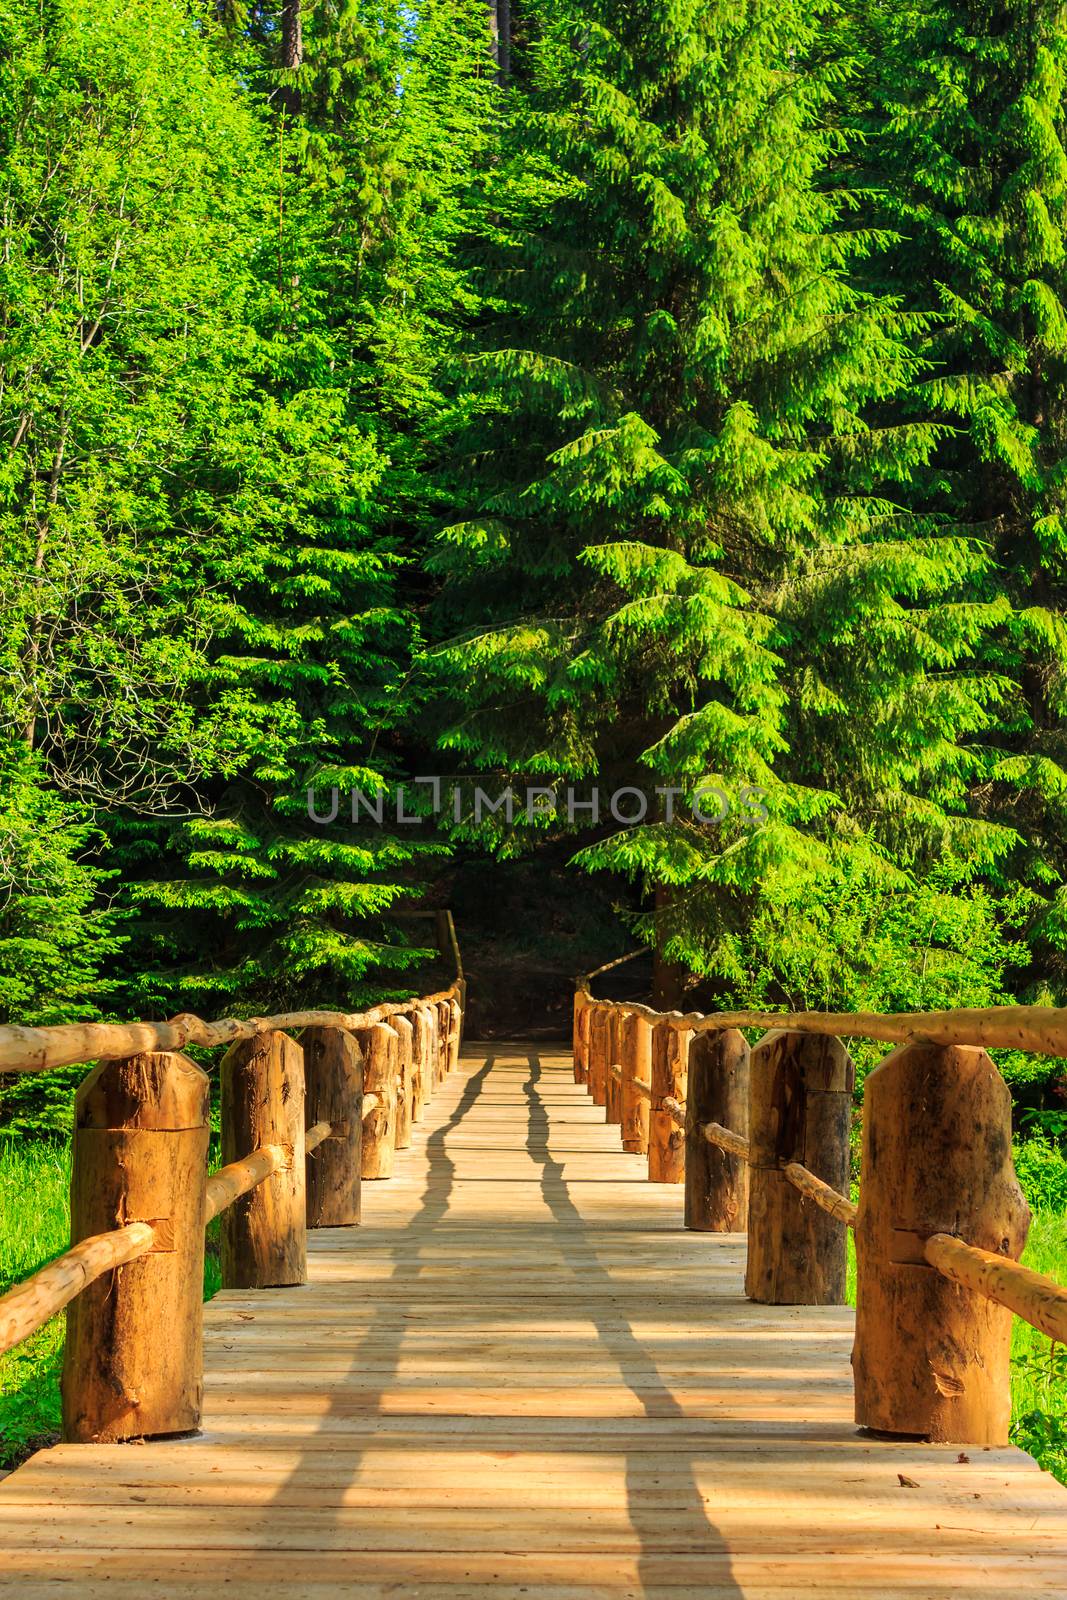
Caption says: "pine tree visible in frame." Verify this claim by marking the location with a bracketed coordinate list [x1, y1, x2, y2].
[0, 0, 495, 1017]
[0, 750, 125, 1135]
[429, 0, 1014, 1004]
[115, 0, 499, 1014]
[844, 0, 1067, 1000]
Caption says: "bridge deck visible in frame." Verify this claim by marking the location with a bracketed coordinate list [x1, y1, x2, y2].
[2, 1045, 1066, 1596]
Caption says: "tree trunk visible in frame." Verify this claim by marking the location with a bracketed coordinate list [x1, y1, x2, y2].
[489, 0, 510, 84]
[651, 883, 687, 1010]
[279, 0, 302, 115]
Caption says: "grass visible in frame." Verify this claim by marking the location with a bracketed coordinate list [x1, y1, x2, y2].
[2, 1135, 1066, 1480]
[0, 1140, 69, 1466]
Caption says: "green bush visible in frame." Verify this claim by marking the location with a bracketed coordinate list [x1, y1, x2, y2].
[1013, 1135, 1067, 1214]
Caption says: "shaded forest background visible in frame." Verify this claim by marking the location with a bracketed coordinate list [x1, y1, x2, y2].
[2, 0, 1067, 1130]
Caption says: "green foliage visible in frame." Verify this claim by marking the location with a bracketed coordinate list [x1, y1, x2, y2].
[0, 1140, 67, 1466]
[842, 0, 1067, 996]
[1011, 1211, 1067, 1484]
[1014, 1133, 1067, 1211]
[0, 0, 496, 1016]
[676, 855, 1034, 1081]
[427, 0, 1027, 1007]
[0, 752, 124, 1135]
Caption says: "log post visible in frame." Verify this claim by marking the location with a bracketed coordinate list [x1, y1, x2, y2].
[446, 996, 462, 1074]
[62, 1052, 210, 1442]
[745, 1031, 853, 1305]
[605, 1006, 624, 1126]
[685, 1029, 750, 1231]
[620, 1011, 651, 1156]
[393, 1013, 414, 1150]
[587, 1004, 609, 1108]
[648, 1015, 688, 1183]
[220, 1030, 307, 1288]
[434, 1000, 449, 1087]
[573, 988, 590, 1085]
[411, 1005, 433, 1122]
[302, 1026, 363, 1228]
[352, 1021, 399, 1179]
[852, 1041, 1030, 1444]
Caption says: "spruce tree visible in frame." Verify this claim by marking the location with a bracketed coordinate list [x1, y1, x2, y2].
[0, 0, 496, 1017]
[429, 0, 1013, 1003]
[116, 0, 498, 1014]
[845, 0, 1067, 1000]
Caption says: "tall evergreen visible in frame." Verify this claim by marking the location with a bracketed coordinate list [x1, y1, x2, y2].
[429, 0, 1013, 1004]
[0, 0, 496, 1019]
[844, 0, 1067, 1000]
[116, 0, 500, 1015]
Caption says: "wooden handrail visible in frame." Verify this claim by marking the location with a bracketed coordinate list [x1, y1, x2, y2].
[202, 1123, 336, 1229]
[607, 1063, 653, 1100]
[702, 1119, 751, 1164]
[782, 1161, 857, 1227]
[923, 1233, 1067, 1345]
[204, 1144, 288, 1225]
[580, 948, 646, 986]
[576, 978, 1067, 1060]
[0, 957, 464, 1442]
[0, 1222, 157, 1357]
[662, 1095, 686, 1128]
[679, 1003, 1067, 1058]
[0, 985, 461, 1078]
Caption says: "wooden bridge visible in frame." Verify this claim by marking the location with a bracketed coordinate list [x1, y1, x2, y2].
[1, 934, 1067, 1594]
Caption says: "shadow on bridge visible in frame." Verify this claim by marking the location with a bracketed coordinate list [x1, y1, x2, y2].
[242, 1046, 741, 1595]
[522, 1049, 741, 1597]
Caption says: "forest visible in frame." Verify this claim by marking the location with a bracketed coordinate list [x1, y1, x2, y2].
[0, 0, 1066, 1474]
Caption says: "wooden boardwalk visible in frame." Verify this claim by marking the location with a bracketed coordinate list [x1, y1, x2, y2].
[2, 1044, 1066, 1596]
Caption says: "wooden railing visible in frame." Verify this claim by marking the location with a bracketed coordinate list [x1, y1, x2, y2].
[0, 913, 464, 1444]
[573, 967, 1067, 1447]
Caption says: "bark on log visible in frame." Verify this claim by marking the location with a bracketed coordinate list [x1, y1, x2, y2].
[702, 1121, 750, 1161]
[62, 1051, 210, 1441]
[685, 1029, 749, 1231]
[392, 1013, 414, 1151]
[648, 1015, 688, 1183]
[445, 997, 462, 1076]
[745, 1030, 854, 1305]
[605, 1007, 623, 1126]
[411, 1006, 433, 1122]
[434, 1001, 449, 1087]
[204, 1146, 286, 1225]
[923, 1233, 1067, 1345]
[572, 989, 590, 1086]
[1, 1225, 155, 1359]
[852, 1041, 1030, 1444]
[587, 1005, 609, 1108]
[219, 1031, 307, 1289]
[351, 1022, 399, 1180]
[620, 1011, 651, 1155]
[782, 1161, 856, 1228]
[302, 1025, 363, 1227]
